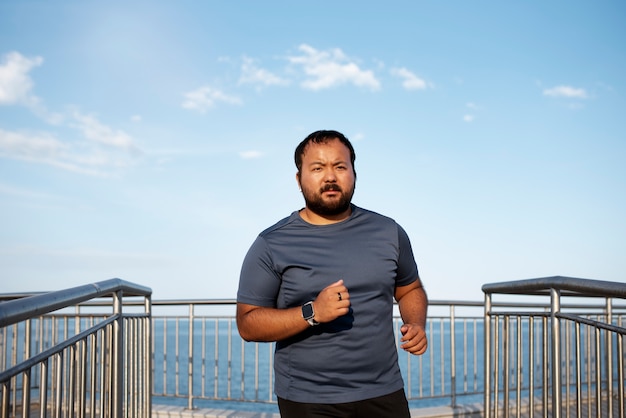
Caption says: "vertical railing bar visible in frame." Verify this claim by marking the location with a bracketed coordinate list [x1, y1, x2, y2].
[429, 320, 434, 397]
[565, 319, 571, 417]
[2, 380, 10, 418]
[201, 319, 206, 398]
[449, 306, 456, 407]
[575, 322, 582, 418]
[21, 319, 32, 418]
[80, 338, 88, 418]
[617, 333, 624, 418]
[162, 318, 167, 395]
[68, 344, 76, 418]
[11, 324, 17, 418]
[516, 315, 522, 418]
[267, 341, 272, 402]
[494, 315, 500, 418]
[147, 298, 155, 418]
[407, 320, 412, 397]
[585, 326, 595, 417]
[89, 332, 97, 418]
[39, 359, 48, 418]
[550, 288, 562, 418]
[240, 332, 245, 400]
[125, 318, 132, 418]
[542, 314, 548, 418]
[463, 319, 468, 394]
[472, 319, 478, 392]
[187, 304, 195, 410]
[439, 320, 444, 396]
[175, 318, 180, 397]
[529, 316, 534, 418]
[99, 326, 107, 418]
[503, 315, 510, 416]
[254, 343, 259, 401]
[594, 326, 601, 417]
[227, 319, 232, 399]
[54, 352, 63, 418]
[605, 297, 613, 418]
[20, 369, 30, 418]
[112, 290, 124, 418]
[214, 319, 219, 399]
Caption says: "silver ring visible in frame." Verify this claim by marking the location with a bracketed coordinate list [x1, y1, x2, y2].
[338, 292, 342, 301]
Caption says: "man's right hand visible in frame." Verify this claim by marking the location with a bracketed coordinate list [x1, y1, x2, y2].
[313, 279, 351, 323]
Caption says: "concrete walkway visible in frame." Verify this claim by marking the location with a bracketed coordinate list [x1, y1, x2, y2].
[152, 403, 483, 418]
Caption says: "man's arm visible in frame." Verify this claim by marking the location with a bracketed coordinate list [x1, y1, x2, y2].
[395, 278, 428, 355]
[237, 279, 350, 342]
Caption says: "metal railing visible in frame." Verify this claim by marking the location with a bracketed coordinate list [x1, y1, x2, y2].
[0, 279, 152, 418]
[147, 299, 486, 410]
[483, 276, 626, 418]
[5, 275, 624, 416]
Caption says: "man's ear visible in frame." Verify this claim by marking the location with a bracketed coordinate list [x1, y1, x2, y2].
[295, 171, 301, 189]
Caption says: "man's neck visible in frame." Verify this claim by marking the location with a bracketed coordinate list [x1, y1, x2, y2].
[299, 206, 352, 225]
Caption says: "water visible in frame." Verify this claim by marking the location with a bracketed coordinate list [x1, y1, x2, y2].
[151, 316, 487, 412]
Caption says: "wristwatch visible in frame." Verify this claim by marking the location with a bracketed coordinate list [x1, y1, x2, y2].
[302, 301, 319, 326]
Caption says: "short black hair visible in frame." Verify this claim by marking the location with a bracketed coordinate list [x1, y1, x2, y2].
[294, 130, 356, 174]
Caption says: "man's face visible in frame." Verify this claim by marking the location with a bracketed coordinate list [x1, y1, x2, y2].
[297, 138, 356, 217]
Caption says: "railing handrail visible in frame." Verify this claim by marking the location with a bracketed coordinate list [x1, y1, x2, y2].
[482, 275, 626, 298]
[482, 276, 626, 418]
[0, 278, 152, 327]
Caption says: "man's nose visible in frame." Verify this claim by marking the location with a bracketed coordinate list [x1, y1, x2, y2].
[323, 168, 337, 182]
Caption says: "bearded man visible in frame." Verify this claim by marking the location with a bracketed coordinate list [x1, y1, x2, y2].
[236, 130, 428, 418]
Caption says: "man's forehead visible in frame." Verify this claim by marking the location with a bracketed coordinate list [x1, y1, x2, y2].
[302, 138, 348, 156]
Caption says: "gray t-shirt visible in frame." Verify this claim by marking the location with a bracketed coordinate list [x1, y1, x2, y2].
[237, 205, 419, 403]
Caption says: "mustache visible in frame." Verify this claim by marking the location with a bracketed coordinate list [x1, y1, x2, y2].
[321, 184, 342, 193]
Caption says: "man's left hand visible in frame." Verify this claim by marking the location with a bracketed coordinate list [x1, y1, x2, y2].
[400, 323, 428, 355]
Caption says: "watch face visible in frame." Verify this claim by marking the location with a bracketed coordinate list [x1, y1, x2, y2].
[302, 302, 314, 319]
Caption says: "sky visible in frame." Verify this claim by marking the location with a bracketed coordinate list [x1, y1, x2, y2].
[1, 1, 625, 303]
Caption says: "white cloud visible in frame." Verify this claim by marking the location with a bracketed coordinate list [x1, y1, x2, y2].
[0, 111, 143, 176]
[239, 56, 289, 89]
[351, 132, 365, 142]
[0, 51, 142, 176]
[0, 129, 66, 159]
[390, 67, 430, 90]
[182, 85, 242, 112]
[0, 51, 43, 106]
[70, 111, 140, 154]
[463, 102, 480, 122]
[287, 44, 380, 91]
[0, 128, 137, 176]
[543, 85, 588, 99]
[239, 150, 264, 159]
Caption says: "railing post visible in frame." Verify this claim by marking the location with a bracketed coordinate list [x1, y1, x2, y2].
[145, 295, 153, 418]
[188, 303, 195, 410]
[484, 292, 492, 418]
[449, 305, 456, 408]
[112, 290, 124, 418]
[550, 287, 561, 418]
[606, 297, 613, 418]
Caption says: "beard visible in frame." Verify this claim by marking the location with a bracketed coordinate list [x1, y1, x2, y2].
[301, 183, 355, 217]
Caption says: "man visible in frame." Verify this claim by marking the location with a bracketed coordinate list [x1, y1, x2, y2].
[236, 130, 428, 418]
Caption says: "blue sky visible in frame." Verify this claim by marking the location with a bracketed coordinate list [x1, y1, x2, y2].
[1, 1, 625, 302]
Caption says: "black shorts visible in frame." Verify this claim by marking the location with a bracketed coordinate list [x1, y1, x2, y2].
[277, 389, 411, 418]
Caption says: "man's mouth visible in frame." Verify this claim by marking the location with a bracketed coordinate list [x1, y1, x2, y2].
[321, 184, 342, 193]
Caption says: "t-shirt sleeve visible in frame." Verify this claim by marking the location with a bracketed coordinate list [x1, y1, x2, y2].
[237, 235, 282, 307]
[396, 224, 419, 287]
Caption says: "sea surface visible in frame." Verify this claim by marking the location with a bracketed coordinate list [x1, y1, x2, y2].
[151, 317, 487, 413]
